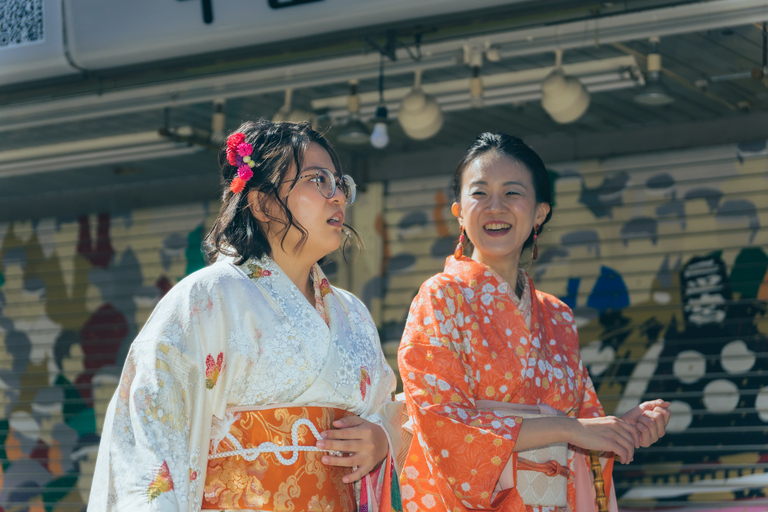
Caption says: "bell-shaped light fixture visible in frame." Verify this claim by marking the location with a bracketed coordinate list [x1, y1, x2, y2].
[398, 70, 444, 140]
[541, 49, 591, 124]
[272, 89, 318, 126]
[634, 37, 675, 106]
[337, 80, 371, 146]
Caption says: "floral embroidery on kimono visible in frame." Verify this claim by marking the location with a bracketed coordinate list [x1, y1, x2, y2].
[90, 256, 402, 511]
[398, 256, 607, 512]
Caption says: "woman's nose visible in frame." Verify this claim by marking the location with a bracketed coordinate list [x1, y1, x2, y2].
[486, 193, 506, 212]
[329, 184, 345, 204]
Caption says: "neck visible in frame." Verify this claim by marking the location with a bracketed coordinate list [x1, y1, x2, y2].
[471, 251, 521, 294]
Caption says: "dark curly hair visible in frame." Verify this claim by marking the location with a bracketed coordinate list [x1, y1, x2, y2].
[452, 132, 553, 256]
[204, 120, 362, 265]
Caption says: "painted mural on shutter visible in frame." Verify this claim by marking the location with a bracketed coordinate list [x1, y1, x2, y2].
[374, 141, 768, 509]
[0, 196, 370, 510]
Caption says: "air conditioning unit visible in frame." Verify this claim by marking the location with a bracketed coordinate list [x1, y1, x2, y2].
[1, 0, 520, 87]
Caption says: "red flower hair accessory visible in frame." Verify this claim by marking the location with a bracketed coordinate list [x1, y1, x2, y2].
[226, 132, 255, 193]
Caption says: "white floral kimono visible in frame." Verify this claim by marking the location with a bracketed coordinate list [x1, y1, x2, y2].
[89, 256, 403, 511]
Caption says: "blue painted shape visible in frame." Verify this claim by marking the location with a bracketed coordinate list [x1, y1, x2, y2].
[560, 278, 580, 309]
[386, 253, 417, 274]
[587, 266, 630, 311]
[431, 236, 455, 259]
[398, 211, 428, 231]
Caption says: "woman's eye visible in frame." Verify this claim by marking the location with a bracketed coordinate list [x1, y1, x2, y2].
[471, 191, 486, 196]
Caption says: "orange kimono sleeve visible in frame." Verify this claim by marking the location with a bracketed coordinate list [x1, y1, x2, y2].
[572, 365, 617, 511]
[398, 277, 524, 510]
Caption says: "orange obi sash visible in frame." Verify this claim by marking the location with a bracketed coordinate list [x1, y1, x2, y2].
[202, 406, 355, 511]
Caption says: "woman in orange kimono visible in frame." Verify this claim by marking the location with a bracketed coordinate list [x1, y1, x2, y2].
[397, 133, 671, 512]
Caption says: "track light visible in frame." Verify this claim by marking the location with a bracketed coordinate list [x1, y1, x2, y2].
[634, 37, 675, 106]
[541, 49, 590, 124]
[338, 80, 371, 146]
[397, 70, 444, 140]
[466, 47, 484, 108]
[211, 99, 226, 145]
[272, 89, 317, 126]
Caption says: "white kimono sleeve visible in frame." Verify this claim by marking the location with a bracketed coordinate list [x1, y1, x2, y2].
[89, 271, 237, 511]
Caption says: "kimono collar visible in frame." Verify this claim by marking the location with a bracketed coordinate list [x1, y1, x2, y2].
[239, 255, 334, 327]
[444, 256, 534, 329]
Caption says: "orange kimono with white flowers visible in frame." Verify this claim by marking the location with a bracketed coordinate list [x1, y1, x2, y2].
[398, 256, 610, 512]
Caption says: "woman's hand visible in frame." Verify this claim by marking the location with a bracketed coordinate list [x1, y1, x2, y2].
[569, 416, 640, 464]
[316, 416, 389, 483]
[621, 399, 671, 447]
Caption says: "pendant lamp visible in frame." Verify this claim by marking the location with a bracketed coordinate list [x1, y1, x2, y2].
[541, 49, 591, 124]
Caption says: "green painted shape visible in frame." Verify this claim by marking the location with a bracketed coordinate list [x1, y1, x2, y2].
[185, 224, 207, 276]
[43, 473, 79, 512]
[729, 247, 768, 299]
[0, 269, 4, 287]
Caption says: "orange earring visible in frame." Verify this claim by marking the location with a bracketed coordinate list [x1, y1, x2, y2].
[532, 224, 540, 261]
[454, 228, 465, 259]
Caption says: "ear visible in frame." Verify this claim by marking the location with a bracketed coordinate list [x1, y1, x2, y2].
[451, 202, 462, 222]
[248, 190, 270, 223]
[534, 202, 551, 228]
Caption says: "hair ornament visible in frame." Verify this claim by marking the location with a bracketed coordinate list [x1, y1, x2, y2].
[226, 132, 255, 193]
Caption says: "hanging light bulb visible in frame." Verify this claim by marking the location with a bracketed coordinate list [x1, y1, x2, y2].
[370, 55, 390, 149]
[541, 49, 590, 124]
[398, 70, 444, 140]
[338, 80, 371, 146]
[634, 37, 675, 106]
[370, 105, 389, 149]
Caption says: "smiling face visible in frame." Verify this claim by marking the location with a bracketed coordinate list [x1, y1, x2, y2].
[452, 151, 550, 271]
[256, 142, 347, 263]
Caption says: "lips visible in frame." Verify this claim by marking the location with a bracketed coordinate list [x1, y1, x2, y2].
[327, 211, 344, 227]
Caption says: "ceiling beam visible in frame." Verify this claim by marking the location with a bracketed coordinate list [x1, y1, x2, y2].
[368, 110, 768, 181]
[0, 0, 765, 133]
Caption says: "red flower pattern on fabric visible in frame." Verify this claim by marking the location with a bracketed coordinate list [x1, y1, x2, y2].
[360, 367, 371, 401]
[147, 461, 174, 502]
[205, 352, 224, 389]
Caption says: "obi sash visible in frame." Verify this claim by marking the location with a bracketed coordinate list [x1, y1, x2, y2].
[202, 405, 356, 511]
[476, 400, 569, 508]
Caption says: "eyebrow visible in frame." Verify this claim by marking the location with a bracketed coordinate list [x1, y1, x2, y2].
[469, 180, 528, 188]
[301, 166, 341, 179]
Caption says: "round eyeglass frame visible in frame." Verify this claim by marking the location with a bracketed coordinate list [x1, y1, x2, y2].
[300, 167, 357, 205]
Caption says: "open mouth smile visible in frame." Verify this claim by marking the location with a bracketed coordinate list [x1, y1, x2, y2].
[483, 222, 511, 234]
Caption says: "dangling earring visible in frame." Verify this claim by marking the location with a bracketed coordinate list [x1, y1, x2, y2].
[532, 224, 540, 261]
[454, 228, 465, 259]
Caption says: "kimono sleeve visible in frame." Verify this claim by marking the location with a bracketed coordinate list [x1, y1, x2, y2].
[89, 276, 232, 512]
[398, 277, 523, 509]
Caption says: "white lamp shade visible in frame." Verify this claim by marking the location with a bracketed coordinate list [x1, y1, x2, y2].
[397, 87, 444, 140]
[541, 69, 590, 124]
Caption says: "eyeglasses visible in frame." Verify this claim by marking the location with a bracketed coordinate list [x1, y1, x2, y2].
[294, 167, 357, 205]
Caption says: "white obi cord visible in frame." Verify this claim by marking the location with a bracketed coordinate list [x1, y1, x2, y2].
[209, 418, 340, 465]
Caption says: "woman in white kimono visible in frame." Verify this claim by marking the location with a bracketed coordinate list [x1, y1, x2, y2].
[90, 120, 406, 512]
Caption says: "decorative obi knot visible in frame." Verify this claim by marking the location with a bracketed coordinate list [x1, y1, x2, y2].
[518, 457, 570, 478]
[202, 405, 355, 511]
